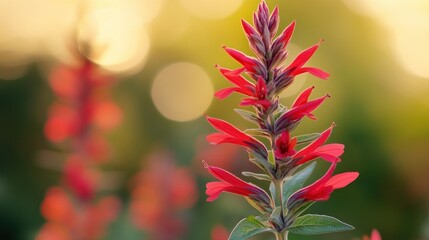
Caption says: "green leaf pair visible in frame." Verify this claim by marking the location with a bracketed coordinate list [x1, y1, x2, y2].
[229, 215, 353, 240]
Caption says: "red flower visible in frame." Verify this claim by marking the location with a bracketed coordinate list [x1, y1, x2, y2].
[223, 47, 265, 77]
[274, 131, 297, 159]
[270, 21, 296, 67]
[283, 41, 330, 80]
[288, 161, 358, 203]
[214, 67, 254, 100]
[274, 86, 329, 133]
[274, 124, 343, 166]
[40, 187, 74, 224]
[205, 162, 272, 213]
[206, 116, 268, 159]
[214, 68, 271, 109]
[293, 124, 344, 165]
[240, 76, 271, 109]
[363, 229, 382, 240]
[211, 225, 229, 240]
[63, 156, 99, 201]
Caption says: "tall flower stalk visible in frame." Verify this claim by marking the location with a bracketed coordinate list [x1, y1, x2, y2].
[205, 2, 358, 239]
[37, 50, 122, 240]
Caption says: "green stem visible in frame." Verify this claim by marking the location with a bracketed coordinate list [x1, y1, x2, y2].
[274, 231, 288, 240]
[274, 179, 283, 208]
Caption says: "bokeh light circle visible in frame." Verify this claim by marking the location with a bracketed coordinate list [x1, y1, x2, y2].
[179, 0, 243, 20]
[151, 63, 213, 122]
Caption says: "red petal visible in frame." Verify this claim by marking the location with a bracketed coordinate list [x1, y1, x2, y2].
[293, 67, 330, 80]
[240, 99, 271, 109]
[207, 165, 251, 188]
[218, 67, 253, 89]
[303, 186, 334, 201]
[286, 94, 329, 122]
[274, 21, 295, 48]
[316, 144, 344, 158]
[206, 182, 230, 201]
[214, 88, 240, 100]
[305, 161, 337, 192]
[224, 47, 259, 72]
[326, 172, 359, 189]
[241, 19, 257, 37]
[206, 183, 252, 202]
[255, 77, 267, 99]
[294, 124, 334, 159]
[291, 86, 314, 108]
[286, 42, 320, 73]
[206, 116, 251, 142]
[206, 133, 245, 146]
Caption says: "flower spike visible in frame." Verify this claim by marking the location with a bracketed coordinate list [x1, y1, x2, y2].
[206, 1, 357, 238]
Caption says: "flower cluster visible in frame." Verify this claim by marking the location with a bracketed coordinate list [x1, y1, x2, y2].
[205, 1, 358, 239]
[37, 55, 122, 240]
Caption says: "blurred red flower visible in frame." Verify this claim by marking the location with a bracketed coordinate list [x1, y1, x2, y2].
[37, 187, 120, 240]
[211, 225, 229, 240]
[130, 150, 197, 240]
[363, 229, 382, 240]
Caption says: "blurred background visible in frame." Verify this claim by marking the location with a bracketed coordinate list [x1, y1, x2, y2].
[1, 0, 429, 239]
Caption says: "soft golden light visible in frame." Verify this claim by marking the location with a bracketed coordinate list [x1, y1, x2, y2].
[0, 0, 77, 67]
[86, 0, 163, 24]
[151, 63, 214, 122]
[344, 0, 429, 78]
[392, 27, 429, 78]
[179, 0, 244, 20]
[78, 7, 150, 74]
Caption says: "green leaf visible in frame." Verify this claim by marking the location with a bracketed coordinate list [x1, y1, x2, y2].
[229, 216, 272, 240]
[242, 172, 272, 181]
[269, 182, 276, 201]
[269, 206, 283, 230]
[288, 201, 315, 218]
[287, 214, 354, 235]
[235, 109, 258, 124]
[295, 133, 320, 145]
[282, 162, 317, 207]
[247, 152, 273, 177]
[268, 150, 275, 165]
